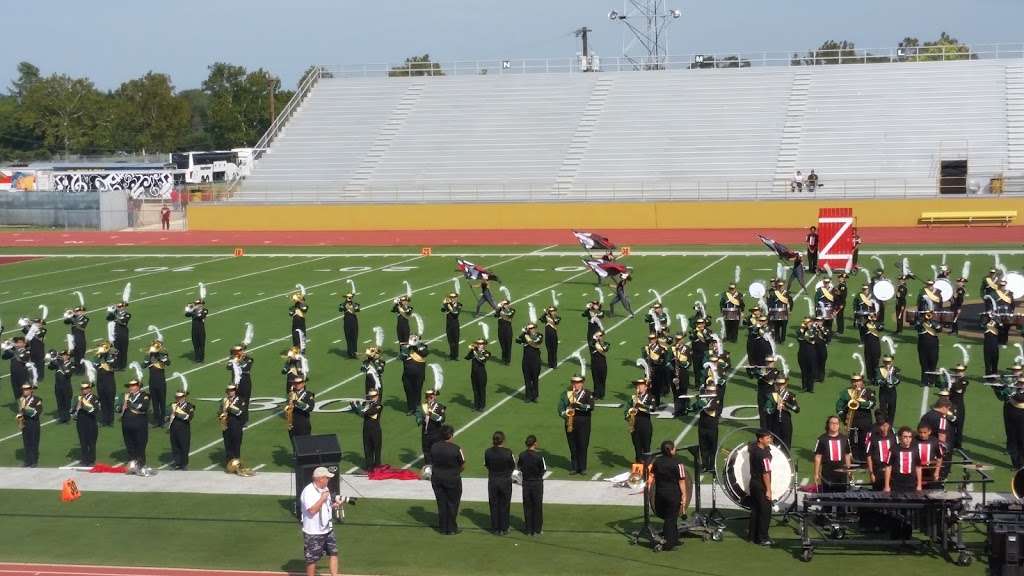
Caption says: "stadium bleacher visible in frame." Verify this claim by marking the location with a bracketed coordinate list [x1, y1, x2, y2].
[236, 59, 1024, 202]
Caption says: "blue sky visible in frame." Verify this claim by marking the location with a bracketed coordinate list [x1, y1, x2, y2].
[3, 0, 1021, 90]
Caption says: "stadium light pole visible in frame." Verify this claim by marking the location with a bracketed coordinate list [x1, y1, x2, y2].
[608, 1, 682, 70]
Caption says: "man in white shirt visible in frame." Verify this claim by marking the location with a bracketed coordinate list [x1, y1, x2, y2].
[301, 466, 341, 576]
[791, 170, 804, 193]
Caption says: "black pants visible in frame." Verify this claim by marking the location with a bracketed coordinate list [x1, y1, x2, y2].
[655, 492, 682, 547]
[344, 316, 359, 358]
[191, 323, 205, 362]
[864, 339, 881, 384]
[522, 481, 544, 534]
[849, 417, 871, 462]
[756, 386, 771, 430]
[748, 480, 771, 543]
[878, 386, 898, 424]
[291, 318, 306, 348]
[363, 421, 381, 470]
[431, 477, 462, 534]
[770, 320, 787, 343]
[223, 419, 243, 462]
[150, 378, 166, 426]
[72, 331, 86, 370]
[814, 342, 828, 383]
[1005, 404, 1024, 470]
[77, 414, 97, 465]
[631, 415, 652, 462]
[673, 370, 689, 416]
[835, 307, 846, 334]
[566, 415, 591, 473]
[918, 338, 939, 386]
[396, 317, 410, 347]
[768, 413, 793, 453]
[170, 422, 190, 468]
[55, 377, 72, 423]
[798, 344, 815, 393]
[98, 373, 115, 426]
[488, 477, 512, 532]
[403, 362, 425, 413]
[725, 320, 740, 343]
[446, 317, 460, 360]
[952, 399, 966, 449]
[697, 417, 718, 473]
[21, 418, 40, 466]
[121, 415, 148, 465]
[895, 305, 906, 334]
[522, 350, 541, 402]
[422, 430, 442, 466]
[238, 375, 252, 425]
[289, 412, 311, 439]
[984, 334, 1000, 376]
[591, 354, 607, 399]
[470, 364, 487, 411]
[113, 325, 129, 370]
[544, 327, 558, 369]
[807, 250, 818, 273]
[498, 322, 512, 364]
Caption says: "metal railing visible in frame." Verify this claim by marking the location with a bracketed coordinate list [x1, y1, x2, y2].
[321, 43, 1024, 78]
[226, 175, 1021, 204]
[251, 66, 324, 163]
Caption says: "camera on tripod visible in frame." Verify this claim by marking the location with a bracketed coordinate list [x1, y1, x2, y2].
[334, 495, 358, 506]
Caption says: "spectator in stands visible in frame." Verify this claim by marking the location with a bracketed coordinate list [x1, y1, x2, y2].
[791, 170, 804, 193]
[806, 170, 819, 193]
[160, 204, 172, 230]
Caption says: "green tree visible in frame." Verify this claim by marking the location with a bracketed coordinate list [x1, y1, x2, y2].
[202, 62, 283, 148]
[389, 54, 444, 77]
[178, 88, 214, 150]
[113, 72, 190, 152]
[795, 40, 861, 65]
[20, 73, 110, 156]
[688, 55, 751, 69]
[898, 32, 974, 62]
[8, 61, 41, 102]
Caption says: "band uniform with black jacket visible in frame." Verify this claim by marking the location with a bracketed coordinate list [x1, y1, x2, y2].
[72, 384, 99, 466]
[559, 379, 594, 475]
[169, 393, 195, 470]
[120, 384, 150, 466]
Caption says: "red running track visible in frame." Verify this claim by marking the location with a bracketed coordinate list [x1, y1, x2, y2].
[0, 563, 303, 576]
[0, 227, 1022, 247]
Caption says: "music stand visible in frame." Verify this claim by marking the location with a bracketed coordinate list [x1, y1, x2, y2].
[681, 444, 725, 541]
[629, 451, 666, 551]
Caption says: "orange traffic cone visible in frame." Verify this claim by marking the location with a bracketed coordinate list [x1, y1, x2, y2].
[60, 479, 81, 502]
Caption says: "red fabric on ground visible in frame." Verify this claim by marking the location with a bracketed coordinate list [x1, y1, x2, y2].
[88, 463, 127, 474]
[367, 465, 420, 480]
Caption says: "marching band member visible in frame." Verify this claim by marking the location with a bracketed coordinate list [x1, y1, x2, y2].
[916, 310, 941, 387]
[754, 357, 781, 430]
[719, 284, 745, 343]
[690, 318, 711, 382]
[105, 301, 131, 370]
[947, 364, 969, 448]
[813, 415, 852, 495]
[558, 376, 594, 475]
[184, 298, 208, 362]
[915, 422, 943, 489]
[836, 374, 875, 461]
[582, 300, 605, 342]
[218, 384, 248, 473]
[282, 346, 306, 397]
[516, 323, 543, 403]
[518, 435, 546, 536]
[72, 382, 99, 467]
[950, 277, 967, 334]
[401, 334, 429, 415]
[645, 302, 670, 339]
[464, 339, 491, 411]
[17, 383, 42, 467]
[338, 293, 360, 359]
[851, 228, 862, 269]
[919, 397, 953, 457]
[862, 313, 882, 384]
[287, 373, 315, 438]
[996, 280, 1016, 344]
[887, 426, 923, 493]
[870, 269, 888, 329]
[747, 430, 774, 546]
[353, 389, 382, 472]
[649, 440, 689, 551]
[417, 388, 446, 471]
[996, 368, 1024, 468]
[494, 299, 516, 365]
[811, 316, 831, 384]
[815, 278, 836, 332]
[749, 316, 773, 371]
[442, 293, 463, 360]
[865, 413, 896, 491]
[473, 274, 498, 316]
[64, 306, 89, 370]
[806, 226, 819, 272]
[671, 334, 690, 416]
[391, 295, 413, 346]
[765, 377, 799, 452]
[626, 378, 655, 463]
[484, 430, 516, 535]
[47, 347, 75, 423]
[589, 331, 609, 400]
[643, 334, 668, 407]
[853, 285, 877, 342]
[982, 268, 1001, 310]
[540, 306, 560, 370]
[609, 272, 634, 317]
[796, 318, 817, 393]
[23, 317, 47, 381]
[120, 377, 150, 469]
[785, 252, 807, 293]
[289, 289, 308, 350]
[982, 312, 1001, 376]
[3, 336, 31, 402]
[361, 347, 385, 395]
[894, 275, 909, 334]
[877, 355, 901, 424]
[168, 387, 195, 470]
[93, 341, 118, 426]
[766, 280, 791, 342]
[692, 382, 720, 474]
[229, 342, 255, 418]
[833, 272, 849, 334]
[144, 336, 170, 428]
[916, 279, 943, 313]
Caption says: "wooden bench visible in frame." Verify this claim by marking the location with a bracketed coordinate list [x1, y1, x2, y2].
[918, 210, 1016, 227]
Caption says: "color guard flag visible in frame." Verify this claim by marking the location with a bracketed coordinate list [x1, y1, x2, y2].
[573, 231, 615, 251]
[455, 259, 500, 283]
[583, 259, 628, 279]
[757, 234, 797, 260]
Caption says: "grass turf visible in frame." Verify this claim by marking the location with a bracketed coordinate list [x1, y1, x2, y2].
[0, 246, 1021, 491]
[0, 488, 986, 575]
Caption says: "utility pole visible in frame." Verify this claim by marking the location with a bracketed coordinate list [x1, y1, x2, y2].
[576, 26, 593, 71]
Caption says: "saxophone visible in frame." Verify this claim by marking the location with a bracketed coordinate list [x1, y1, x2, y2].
[219, 398, 230, 432]
[626, 396, 639, 434]
[16, 397, 26, 431]
[845, 388, 861, 430]
[565, 391, 576, 433]
[285, 391, 297, 430]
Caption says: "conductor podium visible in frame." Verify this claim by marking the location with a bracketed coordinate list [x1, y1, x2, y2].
[292, 434, 342, 517]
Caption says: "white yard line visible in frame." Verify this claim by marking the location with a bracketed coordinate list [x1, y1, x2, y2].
[203, 463, 219, 471]
[0, 256, 144, 285]
[591, 472, 603, 480]
[400, 255, 730, 470]
[251, 463, 267, 472]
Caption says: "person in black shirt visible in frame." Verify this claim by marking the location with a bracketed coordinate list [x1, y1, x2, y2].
[339, 293, 360, 359]
[441, 293, 462, 360]
[649, 440, 689, 551]
[353, 389, 382, 472]
[887, 426, 922, 492]
[806, 226, 819, 273]
[517, 434, 546, 536]
[184, 299, 208, 362]
[558, 376, 595, 475]
[429, 425, 465, 535]
[865, 413, 896, 491]
[464, 339, 491, 411]
[813, 415, 852, 494]
[484, 431, 515, 535]
[915, 423, 943, 490]
[747, 430, 774, 546]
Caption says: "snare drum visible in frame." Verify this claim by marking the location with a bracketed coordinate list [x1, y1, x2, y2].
[769, 307, 789, 322]
[722, 443, 793, 510]
[724, 308, 741, 321]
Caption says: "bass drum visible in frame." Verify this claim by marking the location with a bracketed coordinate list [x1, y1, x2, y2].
[748, 281, 766, 300]
[720, 442, 794, 509]
[1013, 467, 1024, 500]
[933, 278, 954, 303]
[872, 279, 895, 302]
[1005, 272, 1024, 302]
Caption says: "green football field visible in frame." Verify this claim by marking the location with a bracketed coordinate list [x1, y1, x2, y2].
[1, 245, 1022, 492]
